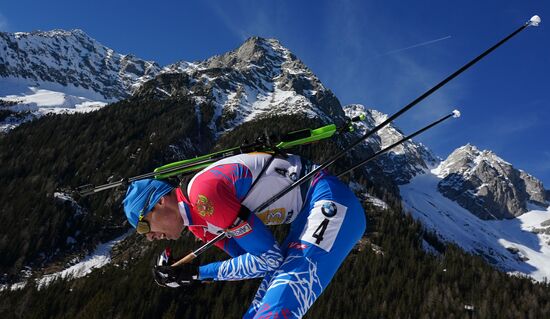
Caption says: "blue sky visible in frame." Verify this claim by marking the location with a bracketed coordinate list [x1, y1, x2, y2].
[1, 0, 549, 185]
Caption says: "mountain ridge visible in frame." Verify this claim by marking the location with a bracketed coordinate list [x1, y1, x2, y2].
[0, 29, 160, 99]
[1, 31, 345, 134]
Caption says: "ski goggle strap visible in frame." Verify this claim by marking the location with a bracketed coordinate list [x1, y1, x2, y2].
[136, 189, 156, 234]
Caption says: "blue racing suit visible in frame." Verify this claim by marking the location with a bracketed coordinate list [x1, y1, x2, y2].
[178, 153, 366, 318]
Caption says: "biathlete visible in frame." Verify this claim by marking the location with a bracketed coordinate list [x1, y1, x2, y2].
[123, 152, 366, 318]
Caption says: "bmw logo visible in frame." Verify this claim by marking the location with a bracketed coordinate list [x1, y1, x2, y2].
[321, 202, 337, 217]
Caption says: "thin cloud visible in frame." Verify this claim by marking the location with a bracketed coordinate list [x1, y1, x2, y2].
[494, 114, 539, 135]
[321, 1, 458, 114]
[205, 1, 249, 41]
[376, 35, 452, 58]
[538, 152, 550, 172]
[205, 0, 280, 42]
[0, 12, 8, 31]
[319, 3, 463, 157]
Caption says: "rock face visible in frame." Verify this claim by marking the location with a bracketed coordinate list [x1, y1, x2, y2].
[343, 104, 438, 184]
[436, 144, 548, 219]
[0, 29, 161, 99]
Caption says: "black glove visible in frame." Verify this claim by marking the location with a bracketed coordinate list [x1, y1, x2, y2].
[152, 247, 200, 288]
[153, 264, 199, 288]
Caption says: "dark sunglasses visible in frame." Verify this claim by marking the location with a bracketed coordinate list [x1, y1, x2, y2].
[136, 188, 156, 235]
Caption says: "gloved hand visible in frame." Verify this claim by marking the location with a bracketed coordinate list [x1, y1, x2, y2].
[152, 247, 200, 288]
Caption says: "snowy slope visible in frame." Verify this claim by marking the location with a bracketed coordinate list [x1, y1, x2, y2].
[0, 78, 108, 131]
[0, 230, 132, 291]
[37, 229, 132, 289]
[0, 29, 160, 98]
[400, 168, 550, 282]
[0, 29, 160, 131]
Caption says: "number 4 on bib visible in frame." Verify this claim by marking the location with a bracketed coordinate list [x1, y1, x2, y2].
[300, 200, 347, 252]
[312, 218, 330, 244]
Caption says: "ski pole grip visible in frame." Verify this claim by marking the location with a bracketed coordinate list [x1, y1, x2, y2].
[171, 252, 197, 267]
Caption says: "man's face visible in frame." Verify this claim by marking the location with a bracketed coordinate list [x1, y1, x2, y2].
[142, 192, 184, 241]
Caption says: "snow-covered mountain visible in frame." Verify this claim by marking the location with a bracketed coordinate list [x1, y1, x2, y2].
[0, 29, 161, 131]
[400, 145, 550, 281]
[134, 36, 346, 132]
[436, 144, 547, 219]
[401, 171, 550, 282]
[1, 31, 345, 133]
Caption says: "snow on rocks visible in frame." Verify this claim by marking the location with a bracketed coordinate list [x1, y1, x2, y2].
[37, 230, 132, 289]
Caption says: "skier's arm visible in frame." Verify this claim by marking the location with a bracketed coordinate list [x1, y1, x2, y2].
[198, 213, 283, 281]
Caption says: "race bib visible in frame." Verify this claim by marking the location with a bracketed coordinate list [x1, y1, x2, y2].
[299, 200, 347, 252]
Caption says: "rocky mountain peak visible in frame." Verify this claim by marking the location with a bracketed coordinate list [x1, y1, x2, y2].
[367, 108, 389, 124]
[200, 37, 289, 72]
[138, 36, 344, 132]
[235, 37, 285, 61]
[436, 144, 548, 219]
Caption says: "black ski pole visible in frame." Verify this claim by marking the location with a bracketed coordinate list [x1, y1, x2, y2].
[172, 15, 540, 266]
[337, 110, 461, 177]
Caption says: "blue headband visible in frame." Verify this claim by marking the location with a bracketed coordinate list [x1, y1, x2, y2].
[122, 179, 174, 228]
